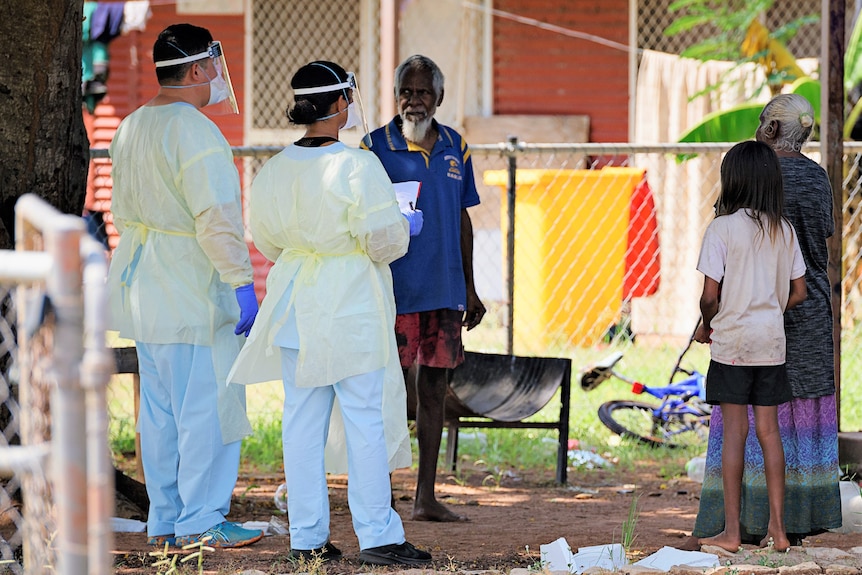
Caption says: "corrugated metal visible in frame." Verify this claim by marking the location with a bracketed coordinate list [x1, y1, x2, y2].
[492, 0, 630, 143]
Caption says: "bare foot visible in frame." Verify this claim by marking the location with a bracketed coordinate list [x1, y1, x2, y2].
[759, 532, 790, 552]
[675, 536, 701, 551]
[699, 532, 742, 553]
[412, 499, 469, 522]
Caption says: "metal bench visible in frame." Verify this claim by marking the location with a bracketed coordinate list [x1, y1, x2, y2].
[407, 351, 572, 484]
[116, 348, 574, 484]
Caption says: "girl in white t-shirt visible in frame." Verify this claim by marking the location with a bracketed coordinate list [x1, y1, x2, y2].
[694, 140, 807, 553]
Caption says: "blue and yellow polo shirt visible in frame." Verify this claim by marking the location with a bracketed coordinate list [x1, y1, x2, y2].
[362, 117, 481, 314]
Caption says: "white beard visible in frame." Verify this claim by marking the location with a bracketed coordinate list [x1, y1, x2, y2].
[401, 115, 432, 144]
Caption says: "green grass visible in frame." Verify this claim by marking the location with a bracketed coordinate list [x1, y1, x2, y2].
[841, 322, 862, 431]
[108, 338, 709, 479]
[239, 415, 283, 472]
[107, 327, 862, 480]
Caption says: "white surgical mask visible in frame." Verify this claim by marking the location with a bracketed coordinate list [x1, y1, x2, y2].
[207, 69, 229, 106]
[342, 102, 360, 130]
[161, 65, 229, 107]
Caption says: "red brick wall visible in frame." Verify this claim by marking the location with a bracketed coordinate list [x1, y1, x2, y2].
[492, 0, 630, 143]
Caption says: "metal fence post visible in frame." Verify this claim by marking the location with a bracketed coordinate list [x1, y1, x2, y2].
[81, 235, 115, 575]
[15, 195, 89, 575]
[505, 136, 518, 355]
[44, 216, 88, 575]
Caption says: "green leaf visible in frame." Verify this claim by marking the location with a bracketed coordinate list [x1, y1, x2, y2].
[788, 77, 821, 122]
[846, 11, 862, 92]
[844, 97, 862, 139]
[667, 0, 713, 13]
[664, 14, 716, 36]
[772, 14, 820, 43]
[675, 103, 765, 161]
[678, 103, 764, 143]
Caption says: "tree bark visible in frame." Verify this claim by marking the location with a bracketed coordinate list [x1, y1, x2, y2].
[0, 1, 89, 250]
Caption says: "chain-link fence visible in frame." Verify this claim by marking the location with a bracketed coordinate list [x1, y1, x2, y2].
[248, 0, 381, 140]
[89, 141, 862, 416]
[638, 0, 854, 58]
[0, 195, 114, 575]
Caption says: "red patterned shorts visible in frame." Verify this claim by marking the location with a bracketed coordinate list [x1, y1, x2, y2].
[395, 309, 465, 369]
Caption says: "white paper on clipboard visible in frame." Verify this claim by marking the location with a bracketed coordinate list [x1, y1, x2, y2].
[393, 181, 421, 212]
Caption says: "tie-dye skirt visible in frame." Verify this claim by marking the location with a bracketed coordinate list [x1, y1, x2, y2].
[692, 395, 842, 540]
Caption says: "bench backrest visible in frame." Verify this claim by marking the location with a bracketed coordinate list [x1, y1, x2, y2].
[446, 352, 571, 422]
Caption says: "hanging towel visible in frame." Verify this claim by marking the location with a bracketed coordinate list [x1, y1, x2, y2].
[121, 1, 151, 34]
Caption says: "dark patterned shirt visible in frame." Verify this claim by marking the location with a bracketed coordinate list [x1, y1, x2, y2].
[780, 156, 835, 398]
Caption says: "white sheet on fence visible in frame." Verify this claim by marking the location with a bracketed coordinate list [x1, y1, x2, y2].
[631, 50, 769, 339]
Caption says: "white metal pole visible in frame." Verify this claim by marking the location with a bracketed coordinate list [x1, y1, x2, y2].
[379, 0, 397, 125]
[81, 235, 114, 575]
[16, 194, 88, 575]
[47, 222, 88, 575]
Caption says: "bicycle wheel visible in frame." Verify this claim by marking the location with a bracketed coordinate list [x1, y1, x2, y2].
[598, 401, 707, 448]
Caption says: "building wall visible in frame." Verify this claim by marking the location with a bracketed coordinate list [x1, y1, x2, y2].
[491, 0, 630, 143]
[86, 1, 632, 299]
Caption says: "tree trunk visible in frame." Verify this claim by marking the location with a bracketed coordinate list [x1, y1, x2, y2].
[0, 0, 89, 521]
[0, 1, 89, 250]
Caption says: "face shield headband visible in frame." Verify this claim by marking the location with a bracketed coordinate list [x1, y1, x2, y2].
[155, 41, 239, 114]
[293, 71, 370, 137]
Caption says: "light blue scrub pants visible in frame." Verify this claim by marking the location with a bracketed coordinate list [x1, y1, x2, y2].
[137, 342, 241, 537]
[280, 348, 405, 550]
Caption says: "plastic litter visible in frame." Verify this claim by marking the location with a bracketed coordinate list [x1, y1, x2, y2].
[111, 517, 146, 533]
[828, 480, 862, 533]
[686, 455, 706, 483]
[268, 515, 289, 535]
[568, 449, 611, 469]
[274, 482, 288, 512]
[241, 520, 271, 535]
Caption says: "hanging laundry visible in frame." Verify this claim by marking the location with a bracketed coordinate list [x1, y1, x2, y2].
[82, 1, 126, 114]
[90, 2, 126, 42]
[121, 1, 151, 34]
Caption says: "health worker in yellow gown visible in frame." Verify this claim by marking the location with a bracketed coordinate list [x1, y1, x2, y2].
[228, 60, 431, 566]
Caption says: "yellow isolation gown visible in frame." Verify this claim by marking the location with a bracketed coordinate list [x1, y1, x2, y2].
[108, 102, 253, 444]
[228, 142, 412, 472]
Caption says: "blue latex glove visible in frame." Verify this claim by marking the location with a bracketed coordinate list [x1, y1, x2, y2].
[403, 209, 424, 236]
[234, 283, 258, 337]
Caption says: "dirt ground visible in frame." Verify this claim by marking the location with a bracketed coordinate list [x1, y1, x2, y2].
[111, 461, 862, 574]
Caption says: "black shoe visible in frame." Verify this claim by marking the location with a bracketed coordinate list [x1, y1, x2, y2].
[359, 541, 432, 566]
[288, 541, 342, 562]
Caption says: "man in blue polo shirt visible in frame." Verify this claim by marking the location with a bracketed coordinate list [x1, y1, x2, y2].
[362, 55, 485, 522]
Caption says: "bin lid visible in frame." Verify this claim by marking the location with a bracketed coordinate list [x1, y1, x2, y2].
[483, 167, 645, 187]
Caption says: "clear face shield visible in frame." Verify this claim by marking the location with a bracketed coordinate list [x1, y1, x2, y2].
[293, 71, 370, 139]
[155, 40, 239, 115]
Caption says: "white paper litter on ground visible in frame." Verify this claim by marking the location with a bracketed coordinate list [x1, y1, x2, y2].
[540, 537, 573, 572]
[571, 543, 628, 573]
[111, 518, 279, 536]
[112, 517, 146, 533]
[634, 546, 720, 571]
[567, 449, 611, 469]
[540, 538, 628, 573]
[241, 521, 272, 536]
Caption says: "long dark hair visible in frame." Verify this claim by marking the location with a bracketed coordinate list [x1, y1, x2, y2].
[717, 140, 787, 243]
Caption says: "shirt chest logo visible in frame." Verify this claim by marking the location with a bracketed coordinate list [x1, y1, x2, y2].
[444, 154, 462, 180]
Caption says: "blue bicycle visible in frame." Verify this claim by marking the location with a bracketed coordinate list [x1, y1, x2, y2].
[580, 330, 711, 448]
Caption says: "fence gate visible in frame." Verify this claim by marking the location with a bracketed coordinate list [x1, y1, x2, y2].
[0, 194, 114, 575]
